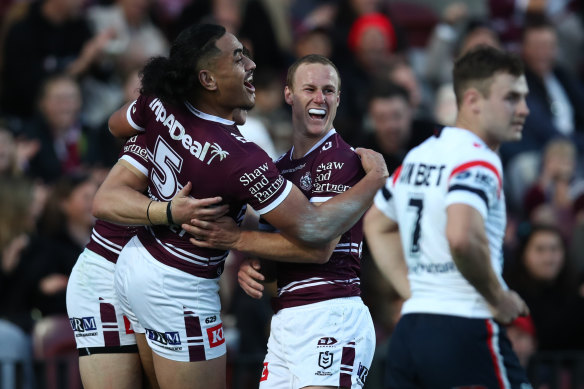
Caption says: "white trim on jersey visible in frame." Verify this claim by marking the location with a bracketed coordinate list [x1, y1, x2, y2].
[150, 230, 229, 266]
[91, 229, 123, 255]
[120, 155, 148, 177]
[333, 242, 361, 255]
[253, 180, 293, 215]
[184, 102, 235, 125]
[309, 196, 332, 203]
[289, 128, 337, 159]
[277, 277, 360, 296]
[126, 100, 145, 131]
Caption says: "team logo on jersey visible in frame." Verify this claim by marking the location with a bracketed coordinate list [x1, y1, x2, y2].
[317, 337, 337, 347]
[318, 351, 334, 369]
[207, 143, 229, 165]
[322, 141, 332, 151]
[206, 324, 225, 348]
[260, 362, 269, 382]
[145, 328, 181, 346]
[357, 363, 369, 384]
[70, 317, 97, 333]
[300, 171, 312, 190]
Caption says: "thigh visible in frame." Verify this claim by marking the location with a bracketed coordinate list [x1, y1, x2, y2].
[67, 249, 137, 350]
[136, 333, 159, 389]
[79, 353, 143, 389]
[117, 238, 225, 363]
[153, 352, 226, 389]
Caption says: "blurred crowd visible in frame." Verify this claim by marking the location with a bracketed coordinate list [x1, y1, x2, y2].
[1, 0, 584, 387]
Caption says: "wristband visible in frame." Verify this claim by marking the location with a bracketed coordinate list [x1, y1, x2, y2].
[166, 201, 175, 225]
[146, 200, 154, 225]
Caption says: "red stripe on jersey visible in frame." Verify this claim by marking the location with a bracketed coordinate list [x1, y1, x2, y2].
[449, 160, 502, 196]
[485, 319, 506, 389]
[392, 165, 403, 187]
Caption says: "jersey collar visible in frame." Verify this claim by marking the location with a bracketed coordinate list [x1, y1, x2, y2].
[184, 102, 235, 125]
[290, 128, 337, 160]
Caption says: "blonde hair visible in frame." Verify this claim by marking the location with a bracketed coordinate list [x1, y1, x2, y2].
[0, 176, 34, 250]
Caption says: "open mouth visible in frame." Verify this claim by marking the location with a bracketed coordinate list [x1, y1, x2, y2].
[244, 75, 255, 92]
[308, 108, 326, 120]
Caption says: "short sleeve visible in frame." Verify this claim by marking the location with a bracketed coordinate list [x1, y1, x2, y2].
[230, 146, 292, 215]
[310, 148, 364, 203]
[118, 134, 148, 177]
[126, 96, 149, 132]
[445, 159, 502, 218]
[374, 177, 397, 221]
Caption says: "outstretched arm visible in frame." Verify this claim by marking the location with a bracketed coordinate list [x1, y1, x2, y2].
[263, 148, 388, 247]
[363, 204, 411, 300]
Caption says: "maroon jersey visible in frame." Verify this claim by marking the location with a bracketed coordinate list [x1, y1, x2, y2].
[270, 129, 365, 312]
[86, 134, 149, 263]
[127, 96, 292, 278]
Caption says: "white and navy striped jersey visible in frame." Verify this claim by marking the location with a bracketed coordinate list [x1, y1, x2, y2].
[374, 127, 507, 318]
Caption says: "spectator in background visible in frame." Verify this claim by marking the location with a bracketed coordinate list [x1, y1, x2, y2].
[522, 138, 582, 241]
[0, 125, 41, 177]
[424, 3, 501, 92]
[504, 224, 584, 352]
[0, 0, 113, 122]
[500, 14, 584, 168]
[357, 80, 434, 174]
[82, 0, 169, 129]
[335, 12, 400, 143]
[0, 176, 47, 389]
[21, 74, 88, 183]
[387, 58, 434, 121]
[35, 174, 97, 317]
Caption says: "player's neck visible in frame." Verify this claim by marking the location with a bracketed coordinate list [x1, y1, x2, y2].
[455, 118, 500, 151]
[189, 98, 233, 122]
[291, 131, 326, 159]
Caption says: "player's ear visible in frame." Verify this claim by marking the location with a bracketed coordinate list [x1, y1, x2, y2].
[199, 70, 217, 91]
[284, 85, 293, 105]
[464, 88, 481, 113]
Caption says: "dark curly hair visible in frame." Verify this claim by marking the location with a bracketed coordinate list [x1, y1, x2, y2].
[140, 24, 226, 106]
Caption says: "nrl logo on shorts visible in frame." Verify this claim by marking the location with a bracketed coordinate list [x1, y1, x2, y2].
[317, 337, 337, 347]
[300, 171, 312, 191]
[318, 351, 334, 369]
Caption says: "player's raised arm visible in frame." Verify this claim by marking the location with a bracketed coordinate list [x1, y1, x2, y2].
[108, 101, 140, 138]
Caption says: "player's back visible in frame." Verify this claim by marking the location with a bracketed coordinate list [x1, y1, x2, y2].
[383, 127, 506, 318]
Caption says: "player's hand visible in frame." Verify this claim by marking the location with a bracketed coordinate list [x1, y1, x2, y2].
[489, 290, 530, 324]
[171, 182, 229, 225]
[237, 259, 264, 299]
[355, 148, 389, 180]
[182, 216, 241, 250]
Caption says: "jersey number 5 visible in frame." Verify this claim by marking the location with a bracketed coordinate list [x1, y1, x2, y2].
[152, 136, 183, 201]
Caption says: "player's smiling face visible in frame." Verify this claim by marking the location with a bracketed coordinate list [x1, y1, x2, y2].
[212, 33, 256, 112]
[285, 62, 340, 137]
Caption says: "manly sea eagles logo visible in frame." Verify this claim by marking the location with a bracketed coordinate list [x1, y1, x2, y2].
[300, 171, 312, 191]
[318, 351, 334, 369]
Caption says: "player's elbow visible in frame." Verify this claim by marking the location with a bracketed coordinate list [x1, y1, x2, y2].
[92, 190, 108, 219]
[446, 228, 472, 257]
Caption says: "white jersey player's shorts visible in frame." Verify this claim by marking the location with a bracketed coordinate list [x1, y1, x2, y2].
[114, 236, 226, 362]
[66, 248, 137, 352]
[260, 297, 375, 389]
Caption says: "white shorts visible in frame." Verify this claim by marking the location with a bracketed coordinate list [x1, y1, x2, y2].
[260, 297, 375, 389]
[66, 248, 137, 353]
[114, 236, 226, 362]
